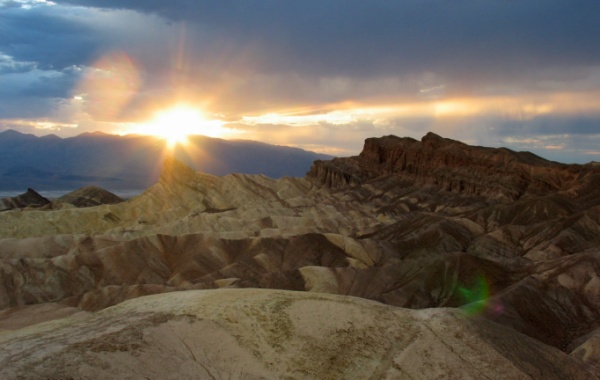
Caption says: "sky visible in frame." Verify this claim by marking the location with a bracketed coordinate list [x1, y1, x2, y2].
[1, 0, 600, 162]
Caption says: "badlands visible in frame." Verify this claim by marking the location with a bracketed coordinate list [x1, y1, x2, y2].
[0, 133, 599, 379]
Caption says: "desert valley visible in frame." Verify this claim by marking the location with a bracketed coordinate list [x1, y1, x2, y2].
[0, 132, 598, 379]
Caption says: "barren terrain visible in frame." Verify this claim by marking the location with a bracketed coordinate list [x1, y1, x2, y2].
[1, 133, 598, 378]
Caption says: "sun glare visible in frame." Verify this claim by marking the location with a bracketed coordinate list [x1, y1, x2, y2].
[135, 105, 228, 147]
[154, 106, 199, 146]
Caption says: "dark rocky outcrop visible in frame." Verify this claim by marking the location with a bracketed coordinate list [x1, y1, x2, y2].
[0, 188, 50, 211]
[307, 132, 595, 201]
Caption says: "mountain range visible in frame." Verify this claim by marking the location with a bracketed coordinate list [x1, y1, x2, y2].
[0, 129, 331, 190]
[0, 132, 598, 378]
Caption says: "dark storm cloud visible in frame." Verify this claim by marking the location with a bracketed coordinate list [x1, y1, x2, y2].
[50, 0, 600, 82]
[4, 0, 600, 106]
[19, 66, 84, 98]
[0, 5, 102, 70]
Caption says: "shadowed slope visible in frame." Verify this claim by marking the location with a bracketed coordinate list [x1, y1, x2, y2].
[53, 186, 124, 208]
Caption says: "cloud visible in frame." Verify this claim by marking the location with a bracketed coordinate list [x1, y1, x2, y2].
[0, 53, 36, 74]
[0, 1, 22, 10]
[5, 1, 600, 116]
[0, 4, 103, 70]
[224, 98, 600, 164]
[0, 57, 85, 119]
[1, 0, 600, 164]
[19, 65, 84, 98]
[48, 1, 600, 78]
[0, 3, 178, 120]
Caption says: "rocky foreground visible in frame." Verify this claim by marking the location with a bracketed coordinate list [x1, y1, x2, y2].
[0, 289, 592, 379]
[0, 133, 599, 378]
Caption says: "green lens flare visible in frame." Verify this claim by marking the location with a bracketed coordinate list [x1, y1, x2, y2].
[458, 275, 490, 316]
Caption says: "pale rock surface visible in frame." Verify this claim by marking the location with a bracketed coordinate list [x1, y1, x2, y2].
[0, 289, 594, 380]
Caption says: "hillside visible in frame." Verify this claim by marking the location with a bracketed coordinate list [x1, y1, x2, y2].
[0, 132, 598, 378]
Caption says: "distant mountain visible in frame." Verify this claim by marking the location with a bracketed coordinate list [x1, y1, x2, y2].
[53, 186, 125, 208]
[0, 185, 125, 211]
[0, 130, 332, 190]
[0, 188, 50, 211]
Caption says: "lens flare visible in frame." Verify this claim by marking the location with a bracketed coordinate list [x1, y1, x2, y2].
[76, 51, 140, 120]
[457, 275, 490, 316]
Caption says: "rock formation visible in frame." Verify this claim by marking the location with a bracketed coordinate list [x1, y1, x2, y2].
[0, 289, 592, 379]
[0, 132, 599, 378]
[0, 188, 49, 211]
[53, 186, 124, 208]
[307, 132, 593, 201]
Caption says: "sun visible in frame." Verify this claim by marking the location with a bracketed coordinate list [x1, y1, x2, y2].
[153, 106, 201, 146]
[135, 105, 228, 148]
